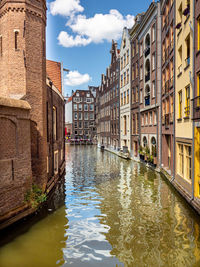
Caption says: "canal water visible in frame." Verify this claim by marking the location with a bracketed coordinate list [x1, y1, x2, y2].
[1, 146, 200, 267]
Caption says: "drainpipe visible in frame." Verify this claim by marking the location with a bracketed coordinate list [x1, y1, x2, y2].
[191, 0, 195, 200]
[172, 0, 176, 181]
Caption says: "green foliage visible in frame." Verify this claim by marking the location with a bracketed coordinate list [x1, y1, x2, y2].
[24, 184, 47, 208]
[139, 146, 144, 155]
[145, 145, 150, 156]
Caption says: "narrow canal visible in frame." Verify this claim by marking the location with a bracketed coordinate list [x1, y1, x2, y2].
[1, 145, 200, 267]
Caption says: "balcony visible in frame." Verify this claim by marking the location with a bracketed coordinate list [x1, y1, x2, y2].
[192, 96, 200, 120]
[144, 46, 150, 58]
[145, 72, 150, 82]
[145, 95, 150, 106]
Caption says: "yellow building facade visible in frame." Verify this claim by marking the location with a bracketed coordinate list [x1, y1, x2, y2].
[175, 0, 193, 197]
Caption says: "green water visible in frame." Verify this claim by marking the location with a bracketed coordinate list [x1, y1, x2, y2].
[1, 145, 200, 267]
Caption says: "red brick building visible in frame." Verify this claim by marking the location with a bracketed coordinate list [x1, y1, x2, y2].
[161, 0, 175, 176]
[0, 0, 65, 228]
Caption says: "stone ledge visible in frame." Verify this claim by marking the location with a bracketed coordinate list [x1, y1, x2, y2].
[0, 97, 31, 110]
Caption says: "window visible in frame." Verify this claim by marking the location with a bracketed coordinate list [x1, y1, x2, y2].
[53, 106, 57, 140]
[124, 91, 126, 105]
[121, 74, 123, 88]
[89, 104, 94, 111]
[127, 69, 129, 84]
[127, 89, 129, 104]
[78, 112, 82, 120]
[124, 72, 126, 85]
[74, 112, 77, 120]
[84, 104, 88, 111]
[178, 144, 184, 176]
[121, 93, 123, 106]
[140, 66, 143, 80]
[178, 90, 182, 119]
[84, 121, 88, 128]
[14, 30, 19, 50]
[79, 121, 82, 128]
[152, 81, 155, 98]
[154, 111, 157, 124]
[185, 86, 190, 117]
[197, 73, 200, 99]
[90, 113, 94, 120]
[152, 53, 155, 70]
[142, 114, 144, 126]
[185, 145, 192, 180]
[121, 57, 123, 70]
[127, 49, 129, 64]
[74, 121, 77, 128]
[185, 35, 190, 67]
[74, 104, 77, 111]
[136, 87, 139, 102]
[124, 115, 127, 135]
[54, 150, 58, 174]
[150, 112, 152, 124]
[84, 113, 88, 120]
[178, 46, 182, 75]
[140, 90, 143, 103]
[145, 113, 148, 125]
[79, 104, 82, 111]
[152, 24, 155, 42]
[123, 54, 126, 66]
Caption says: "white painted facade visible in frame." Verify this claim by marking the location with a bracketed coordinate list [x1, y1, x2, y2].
[120, 28, 131, 151]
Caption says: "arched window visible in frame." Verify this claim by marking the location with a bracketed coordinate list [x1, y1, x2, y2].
[145, 59, 150, 75]
[145, 33, 150, 48]
[143, 136, 147, 147]
[151, 137, 157, 157]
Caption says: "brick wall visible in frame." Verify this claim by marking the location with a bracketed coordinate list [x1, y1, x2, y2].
[0, 98, 32, 217]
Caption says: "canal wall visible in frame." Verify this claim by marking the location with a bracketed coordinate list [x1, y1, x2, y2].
[100, 146, 200, 216]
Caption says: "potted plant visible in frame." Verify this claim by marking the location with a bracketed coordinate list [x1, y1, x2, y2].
[139, 146, 145, 160]
[152, 146, 157, 166]
[144, 146, 150, 162]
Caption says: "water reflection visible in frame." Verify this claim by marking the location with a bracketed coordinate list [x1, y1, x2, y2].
[1, 145, 200, 267]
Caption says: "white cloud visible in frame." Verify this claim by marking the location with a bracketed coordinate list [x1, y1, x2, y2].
[65, 71, 91, 86]
[58, 9, 135, 47]
[50, 0, 84, 17]
[58, 31, 91, 47]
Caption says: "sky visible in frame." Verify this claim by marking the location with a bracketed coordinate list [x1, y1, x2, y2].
[46, 0, 152, 97]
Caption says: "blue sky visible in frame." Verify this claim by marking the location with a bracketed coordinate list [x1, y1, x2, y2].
[46, 0, 152, 96]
